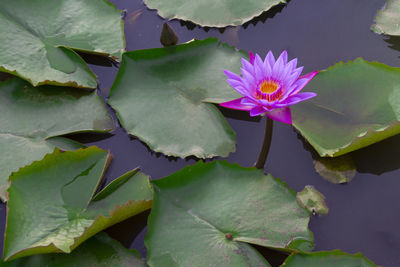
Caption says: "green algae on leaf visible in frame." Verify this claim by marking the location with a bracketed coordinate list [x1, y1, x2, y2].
[144, 0, 286, 27]
[145, 161, 313, 267]
[0, 233, 146, 267]
[292, 58, 400, 157]
[296, 185, 328, 215]
[3, 147, 153, 261]
[0, 0, 125, 88]
[0, 78, 114, 202]
[372, 0, 400, 36]
[281, 250, 379, 266]
[108, 38, 245, 159]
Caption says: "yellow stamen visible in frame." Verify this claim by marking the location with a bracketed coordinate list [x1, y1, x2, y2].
[259, 80, 279, 94]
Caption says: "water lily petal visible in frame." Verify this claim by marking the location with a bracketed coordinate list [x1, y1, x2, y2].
[290, 71, 318, 96]
[265, 51, 276, 70]
[250, 106, 267, 117]
[220, 97, 253, 111]
[241, 67, 256, 91]
[289, 66, 304, 84]
[223, 69, 242, 81]
[286, 58, 298, 72]
[222, 51, 316, 120]
[279, 62, 293, 85]
[241, 97, 258, 106]
[277, 50, 288, 65]
[277, 92, 317, 107]
[273, 55, 285, 80]
[241, 58, 255, 75]
[254, 60, 264, 82]
[281, 66, 305, 97]
[226, 79, 248, 95]
[265, 107, 292, 124]
[249, 51, 255, 64]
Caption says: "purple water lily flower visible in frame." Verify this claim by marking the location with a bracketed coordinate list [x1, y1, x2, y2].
[220, 51, 318, 124]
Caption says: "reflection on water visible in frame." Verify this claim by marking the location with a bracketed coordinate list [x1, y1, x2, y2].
[384, 35, 400, 56]
[352, 134, 400, 175]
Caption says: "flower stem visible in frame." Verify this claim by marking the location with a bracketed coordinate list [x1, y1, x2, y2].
[255, 117, 273, 169]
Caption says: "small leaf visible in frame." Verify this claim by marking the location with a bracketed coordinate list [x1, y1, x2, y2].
[296, 186, 328, 215]
[144, 0, 286, 27]
[0, 78, 114, 201]
[108, 38, 245, 159]
[145, 161, 313, 266]
[292, 58, 400, 157]
[372, 0, 400, 36]
[3, 147, 153, 261]
[313, 154, 356, 184]
[0, 0, 125, 88]
[0, 233, 146, 267]
[281, 250, 379, 266]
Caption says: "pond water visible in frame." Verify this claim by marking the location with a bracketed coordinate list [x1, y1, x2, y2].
[1, 0, 400, 266]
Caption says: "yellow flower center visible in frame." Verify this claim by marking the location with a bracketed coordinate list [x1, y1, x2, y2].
[256, 80, 282, 102]
[259, 80, 279, 94]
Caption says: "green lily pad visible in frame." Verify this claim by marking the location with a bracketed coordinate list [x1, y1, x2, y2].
[372, 0, 400, 36]
[0, 233, 146, 267]
[145, 161, 313, 266]
[292, 58, 400, 157]
[0, 78, 114, 201]
[314, 154, 356, 184]
[281, 250, 379, 266]
[296, 186, 328, 215]
[108, 38, 244, 159]
[143, 0, 286, 27]
[0, 0, 125, 88]
[3, 147, 153, 261]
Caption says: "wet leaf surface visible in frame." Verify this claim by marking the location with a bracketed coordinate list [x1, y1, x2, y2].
[0, 0, 125, 87]
[0, 78, 114, 201]
[292, 58, 400, 157]
[0, 233, 146, 267]
[108, 38, 244, 159]
[3, 147, 153, 261]
[145, 161, 313, 266]
[281, 250, 378, 266]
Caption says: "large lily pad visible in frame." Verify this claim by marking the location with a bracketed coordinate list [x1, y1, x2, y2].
[372, 0, 400, 36]
[0, 233, 146, 267]
[143, 0, 286, 27]
[292, 58, 400, 157]
[281, 250, 378, 266]
[108, 38, 244, 159]
[0, 77, 114, 201]
[0, 0, 125, 88]
[3, 147, 153, 261]
[145, 161, 313, 266]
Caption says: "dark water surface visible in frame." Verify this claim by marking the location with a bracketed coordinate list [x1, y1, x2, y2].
[2, 0, 400, 266]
